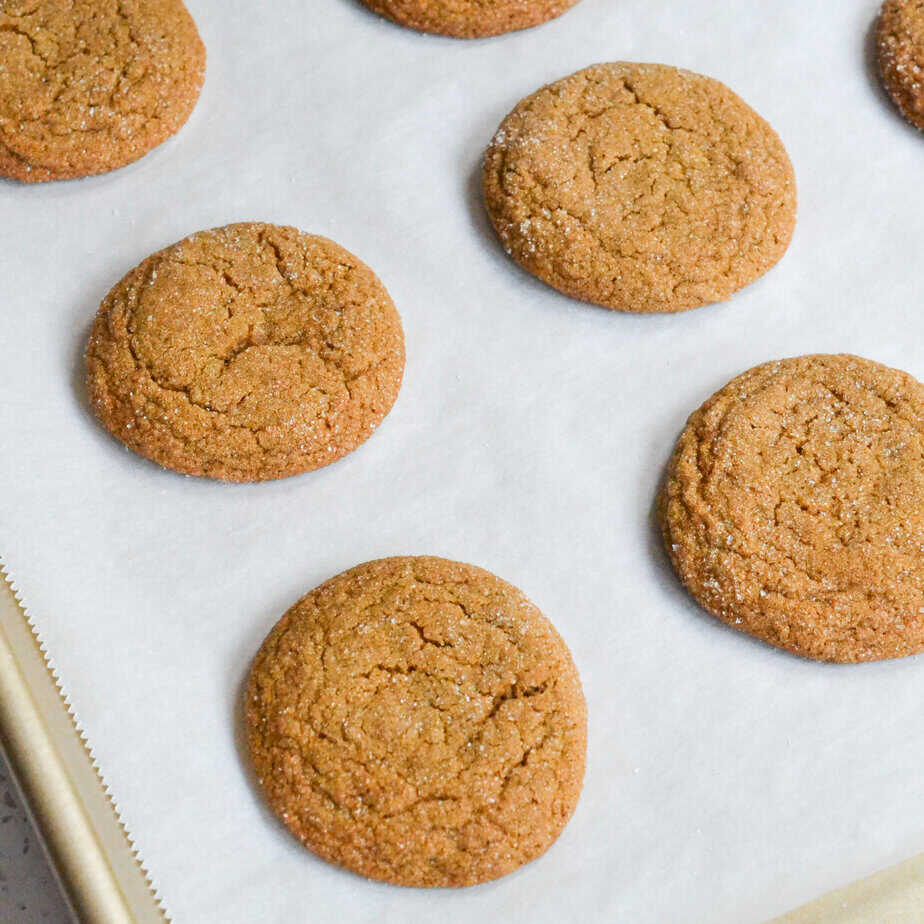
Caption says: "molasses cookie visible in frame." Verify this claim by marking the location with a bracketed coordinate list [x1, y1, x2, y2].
[0, 0, 205, 182]
[86, 223, 405, 482]
[660, 354, 924, 662]
[360, 0, 581, 38]
[483, 62, 797, 313]
[246, 556, 587, 886]
[877, 0, 924, 130]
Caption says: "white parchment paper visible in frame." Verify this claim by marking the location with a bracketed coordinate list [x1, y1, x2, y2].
[1, 0, 922, 920]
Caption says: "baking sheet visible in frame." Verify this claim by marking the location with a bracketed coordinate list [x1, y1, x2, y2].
[0, 564, 166, 922]
[774, 853, 924, 923]
[0, 0, 922, 920]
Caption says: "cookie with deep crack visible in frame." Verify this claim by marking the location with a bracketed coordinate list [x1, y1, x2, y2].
[660, 354, 924, 663]
[86, 223, 405, 482]
[0, 0, 205, 182]
[483, 62, 797, 313]
[360, 0, 581, 38]
[877, 0, 924, 130]
[246, 556, 587, 887]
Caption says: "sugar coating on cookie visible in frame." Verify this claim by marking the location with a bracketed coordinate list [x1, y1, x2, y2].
[0, 0, 205, 182]
[246, 556, 587, 887]
[877, 0, 924, 130]
[661, 355, 924, 663]
[360, 0, 581, 38]
[86, 223, 405, 482]
[483, 62, 797, 313]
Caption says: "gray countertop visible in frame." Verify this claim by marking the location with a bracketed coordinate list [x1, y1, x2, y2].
[0, 749, 72, 922]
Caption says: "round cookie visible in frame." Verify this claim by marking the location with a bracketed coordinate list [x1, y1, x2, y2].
[660, 354, 924, 663]
[877, 0, 924, 130]
[86, 223, 405, 482]
[360, 0, 581, 38]
[0, 0, 205, 183]
[483, 62, 797, 313]
[246, 556, 587, 887]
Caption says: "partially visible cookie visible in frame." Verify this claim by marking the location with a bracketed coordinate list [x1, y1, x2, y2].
[878, 0, 924, 130]
[86, 223, 405, 482]
[0, 0, 205, 182]
[483, 62, 797, 313]
[246, 556, 587, 887]
[360, 0, 581, 38]
[660, 354, 924, 663]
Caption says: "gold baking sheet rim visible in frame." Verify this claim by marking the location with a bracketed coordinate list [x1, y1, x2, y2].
[1, 555, 921, 923]
[0, 558, 167, 923]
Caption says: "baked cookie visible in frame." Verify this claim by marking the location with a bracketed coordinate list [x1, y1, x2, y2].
[0, 0, 205, 182]
[360, 0, 581, 38]
[483, 62, 797, 313]
[877, 0, 924, 130]
[660, 355, 924, 663]
[246, 556, 587, 887]
[86, 223, 405, 482]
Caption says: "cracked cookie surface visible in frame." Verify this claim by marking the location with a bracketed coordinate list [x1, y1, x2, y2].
[246, 556, 587, 887]
[360, 0, 580, 38]
[0, 0, 205, 182]
[483, 62, 797, 313]
[86, 223, 405, 482]
[660, 355, 924, 662]
[878, 0, 924, 130]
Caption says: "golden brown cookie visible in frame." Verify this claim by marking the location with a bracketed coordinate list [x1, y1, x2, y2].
[86, 223, 405, 482]
[483, 62, 797, 313]
[246, 556, 587, 887]
[877, 0, 924, 130]
[0, 0, 205, 182]
[360, 0, 581, 38]
[660, 355, 924, 663]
